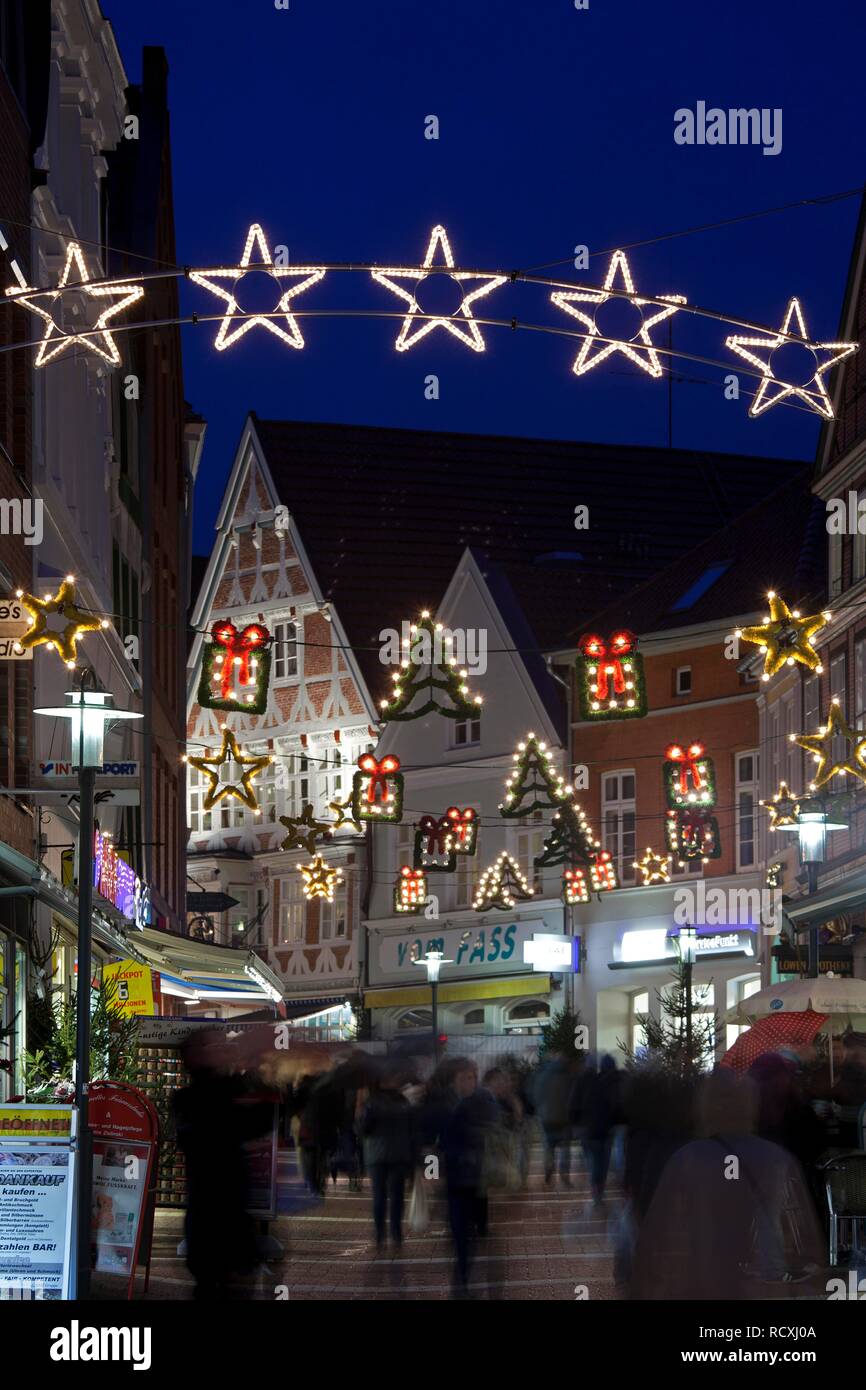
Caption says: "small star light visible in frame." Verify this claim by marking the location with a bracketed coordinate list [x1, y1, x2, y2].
[550, 249, 685, 378]
[187, 728, 272, 811]
[6, 242, 144, 367]
[793, 698, 866, 789]
[736, 591, 830, 681]
[15, 576, 108, 666]
[328, 795, 362, 834]
[189, 223, 326, 351]
[760, 780, 801, 830]
[298, 854, 343, 903]
[634, 848, 671, 886]
[279, 803, 333, 854]
[371, 224, 507, 352]
[725, 297, 857, 419]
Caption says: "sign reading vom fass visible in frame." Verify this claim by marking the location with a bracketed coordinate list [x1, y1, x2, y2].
[49, 1320, 152, 1371]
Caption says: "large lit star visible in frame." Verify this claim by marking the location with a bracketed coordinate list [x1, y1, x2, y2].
[371, 224, 507, 352]
[737, 591, 830, 681]
[794, 699, 866, 789]
[725, 297, 857, 419]
[298, 854, 343, 902]
[15, 576, 108, 666]
[189, 223, 326, 351]
[187, 728, 272, 811]
[550, 249, 685, 378]
[6, 242, 143, 367]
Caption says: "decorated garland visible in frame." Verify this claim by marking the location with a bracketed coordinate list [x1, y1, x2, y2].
[500, 733, 571, 817]
[379, 612, 483, 722]
[576, 630, 647, 721]
[198, 620, 272, 713]
[350, 752, 404, 822]
[665, 809, 721, 863]
[395, 866, 427, 914]
[663, 742, 716, 810]
[473, 852, 534, 911]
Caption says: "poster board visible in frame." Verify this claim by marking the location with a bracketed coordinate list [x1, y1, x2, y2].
[0, 1105, 76, 1301]
[87, 1083, 158, 1300]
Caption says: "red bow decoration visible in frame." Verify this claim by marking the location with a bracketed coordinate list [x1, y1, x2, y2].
[418, 814, 452, 855]
[357, 752, 401, 804]
[446, 806, 476, 846]
[212, 621, 269, 699]
[666, 742, 705, 797]
[578, 630, 636, 702]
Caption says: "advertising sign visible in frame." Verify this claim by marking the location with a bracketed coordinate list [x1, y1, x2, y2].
[93, 829, 150, 929]
[0, 598, 32, 661]
[102, 960, 155, 1017]
[0, 1106, 75, 1300]
[376, 919, 542, 983]
[87, 1083, 158, 1299]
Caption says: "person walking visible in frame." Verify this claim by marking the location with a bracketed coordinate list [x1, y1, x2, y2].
[436, 1059, 499, 1297]
[533, 1053, 575, 1185]
[580, 1054, 621, 1207]
[360, 1064, 415, 1251]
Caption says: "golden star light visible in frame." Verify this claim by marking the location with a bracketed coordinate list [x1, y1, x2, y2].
[189, 223, 326, 351]
[329, 796, 362, 833]
[550, 249, 685, 378]
[793, 698, 866, 789]
[736, 591, 830, 682]
[15, 576, 108, 667]
[371, 224, 507, 353]
[6, 242, 144, 367]
[298, 854, 343, 902]
[186, 728, 272, 811]
[633, 847, 671, 886]
[279, 803, 332, 854]
[725, 297, 857, 419]
[760, 780, 800, 830]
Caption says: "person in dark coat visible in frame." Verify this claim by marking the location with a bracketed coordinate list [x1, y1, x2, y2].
[580, 1055, 622, 1206]
[434, 1059, 499, 1297]
[173, 1029, 273, 1300]
[360, 1065, 415, 1249]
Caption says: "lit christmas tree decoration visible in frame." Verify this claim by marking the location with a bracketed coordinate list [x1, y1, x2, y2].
[576, 629, 647, 719]
[634, 847, 671, 886]
[298, 854, 343, 902]
[186, 728, 272, 811]
[351, 752, 404, 822]
[760, 780, 801, 830]
[198, 620, 272, 713]
[15, 576, 109, 667]
[500, 733, 571, 817]
[189, 222, 326, 351]
[725, 296, 857, 419]
[279, 803, 333, 854]
[563, 867, 590, 904]
[736, 591, 829, 681]
[550, 249, 685, 378]
[663, 742, 716, 809]
[395, 865, 427, 914]
[379, 612, 483, 721]
[473, 852, 534, 910]
[793, 698, 866, 788]
[6, 241, 144, 367]
[413, 814, 457, 872]
[534, 802, 601, 868]
[665, 808, 721, 863]
[371, 224, 507, 352]
[445, 806, 478, 856]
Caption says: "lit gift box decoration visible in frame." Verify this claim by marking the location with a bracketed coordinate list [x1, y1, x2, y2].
[351, 752, 404, 823]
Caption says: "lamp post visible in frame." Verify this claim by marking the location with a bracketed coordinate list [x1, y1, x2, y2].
[779, 795, 845, 979]
[34, 678, 142, 1298]
[414, 948, 452, 1059]
[677, 926, 697, 1060]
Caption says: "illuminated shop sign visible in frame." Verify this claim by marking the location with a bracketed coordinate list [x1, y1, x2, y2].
[523, 933, 579, 973]
[379, 920, 540, 977]
[93, 829, 150, 930]
[617, 927, 754, 964]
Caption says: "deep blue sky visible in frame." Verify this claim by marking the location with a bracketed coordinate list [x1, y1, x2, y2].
[105, 0, 866, 553]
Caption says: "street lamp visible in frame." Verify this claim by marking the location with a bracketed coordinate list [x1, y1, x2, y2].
[778, 795, 846, 978]
[414, 948, 452, 1059]
[34, 677, 142, 1298]
[677, 926, 697, 1060]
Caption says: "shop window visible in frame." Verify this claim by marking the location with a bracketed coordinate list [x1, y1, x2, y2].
[505, 1000, 550, 1034]
[464, 1009, 485, 1026]
[398, 1008, 433, 1032]
[602, 771, 636, 884]
[631, 990, 650, 1057]
[736, 751, 759, 870]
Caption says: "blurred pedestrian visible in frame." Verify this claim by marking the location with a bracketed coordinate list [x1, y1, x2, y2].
[360, 1064, 415, 1250]
[435, 1059, 499, 1297]
[533, 1053, 575, 1185]
[581, 1055, 622, 1206]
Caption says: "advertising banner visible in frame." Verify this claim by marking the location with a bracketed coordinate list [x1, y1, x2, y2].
[102, 959, 155, 1017]
[0, 1106, 75, 1300]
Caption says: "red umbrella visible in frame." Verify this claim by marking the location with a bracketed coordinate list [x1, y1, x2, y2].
[720, 1009, 828, 1072]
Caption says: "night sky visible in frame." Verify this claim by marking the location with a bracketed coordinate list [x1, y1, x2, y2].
[105, 0, 866, 552]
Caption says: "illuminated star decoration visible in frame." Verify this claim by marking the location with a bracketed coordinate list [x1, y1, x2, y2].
[633, 848, 671, 886]
[279, 803, 333, 854]
[298, 854, 343, 902]
[760, 780, 800, 830]
[6, 242, 144, 367]
[187, 728, 272, 811]
[371, 224, 507, 352]
[725, 297, 857, 420]
[15, 577, 108, 667]
[189, 223, 326, 351]
[793, 698, 866, 789]
[329, 796, 362, 834]
[737, 591, 830, 682]
[550, 249, 685, 378]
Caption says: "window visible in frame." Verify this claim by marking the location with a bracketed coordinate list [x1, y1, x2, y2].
[515, 811, 545, 890]
[854, 496, 866, 584]
[736, 750, 759, 870]
[726, 977, 761, 1050]
[188, 766, 213, 833]
[829, 533, 843, 598]
[257, 758, 278, 823]
[675, 666, 692, 696]
[504, 1000, 550, 1035]
[828, 652, 848, 782]
[280, 751, 310, 818]
[464, 1009, 485, 1026]
[320, 873, 348, 941]
[856, 637, 866, 729]
[398, 1008, 433, 1032]
[802, 673, 820, 786]
[631, 991, 650, 1057]
[455, 851, 478, 909]
[319, 747, 344, 810]
[278, 876, 306, 944]
[452, 716, 480, 747]
[602, 771, 636, 884]
[273, 620, 298, 679]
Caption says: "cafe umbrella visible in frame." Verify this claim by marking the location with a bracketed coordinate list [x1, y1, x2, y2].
[725, 977, 866, 1085]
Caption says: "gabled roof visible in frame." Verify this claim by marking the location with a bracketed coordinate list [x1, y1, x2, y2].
[251, 416, 803, 690]
[575, 468, 825, 641]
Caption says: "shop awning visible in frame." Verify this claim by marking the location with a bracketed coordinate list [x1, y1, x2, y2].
[785, 871, 866, 928]
[136, 927, 284, 1004]
[364, 975, 550, 1010]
